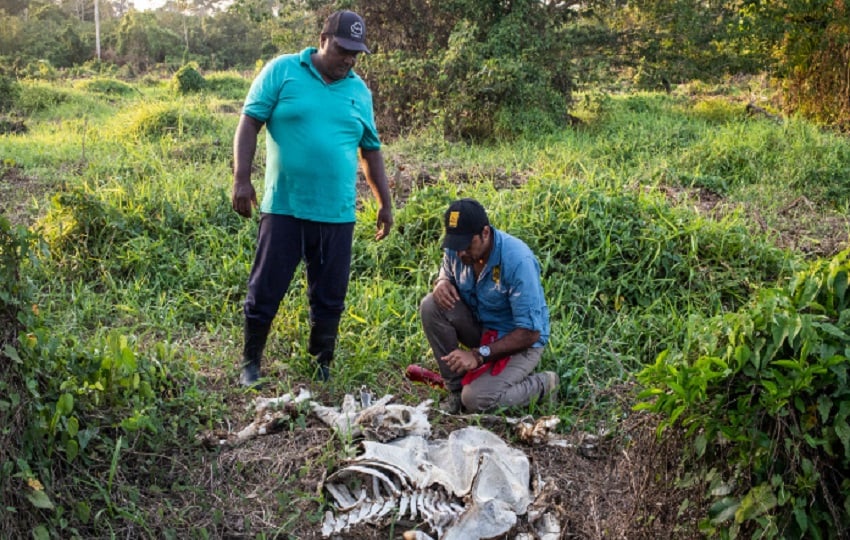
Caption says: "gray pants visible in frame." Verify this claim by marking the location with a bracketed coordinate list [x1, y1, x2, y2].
[419, 293, 550, 412]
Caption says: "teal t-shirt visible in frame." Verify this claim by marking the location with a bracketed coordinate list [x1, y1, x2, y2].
[242, 48, 381, 223]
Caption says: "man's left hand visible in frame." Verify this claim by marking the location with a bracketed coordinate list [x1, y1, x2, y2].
[375, 207, 393, 240]
[442, 349, 477, 374]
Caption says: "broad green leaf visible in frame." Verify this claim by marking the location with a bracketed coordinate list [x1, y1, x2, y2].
[56, 393, 73, 416]
[734, 344, 751, 368]
[817, 396, 834, 423]
[815, 322, 849, 340]
[32, 525, 50, 540]
[772, 359, 801, 370]
[793, 504, 809, 533]
[695, 432, 707, 458]
[834, 407, 850, 459]
[735, 484, 777, 523]
[75, 501, 91, 524]
[25, 489, 54, 510]
[65, 439, 79, 461]
[3, 344, 21, 364]
[709, 497, 739, 524]
[66, 416, 79, 437]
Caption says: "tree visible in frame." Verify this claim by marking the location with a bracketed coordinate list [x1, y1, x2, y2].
[115, 10, 181, 70]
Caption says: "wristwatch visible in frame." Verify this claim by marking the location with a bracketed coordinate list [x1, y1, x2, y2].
[476, 345, 491, 366]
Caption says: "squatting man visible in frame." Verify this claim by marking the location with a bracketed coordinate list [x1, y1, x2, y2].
[420, 198, 559, 413]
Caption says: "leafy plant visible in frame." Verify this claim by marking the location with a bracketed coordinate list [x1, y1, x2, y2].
[171, 62, 206, 95]
[0, 73, 20, 113]
[75, 78, 137, 97]
[637, 249, 850, 538]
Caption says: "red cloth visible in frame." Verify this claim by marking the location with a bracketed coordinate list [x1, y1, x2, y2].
[461, 329, 511, 385]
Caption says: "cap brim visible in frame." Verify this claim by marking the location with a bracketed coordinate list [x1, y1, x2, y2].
[335, 38, 371, 54]
[441, 233, 474, 251]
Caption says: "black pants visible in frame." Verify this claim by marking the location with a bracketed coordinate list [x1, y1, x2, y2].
[243, 213, 354, 326]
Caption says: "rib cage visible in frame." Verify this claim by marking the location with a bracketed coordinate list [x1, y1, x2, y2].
[321, 426, 533, 539]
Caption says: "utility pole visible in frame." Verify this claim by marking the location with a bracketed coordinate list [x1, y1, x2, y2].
[95, 0, 101, 60]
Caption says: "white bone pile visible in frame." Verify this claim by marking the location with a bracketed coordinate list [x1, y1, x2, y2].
[205, 386, 314, 447]
[310, 390, 431, 442]
[320, 426, 531, 539]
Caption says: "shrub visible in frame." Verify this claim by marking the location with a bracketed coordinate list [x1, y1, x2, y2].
[0, 74, 20, 113]
[112, 101, 219, 140]
[637, 249, 850, 538]
[171, 62, 206, 95]
[75, 78, 137, 97]
[204, 72, 250, 100]
[16, 82, 68, 114]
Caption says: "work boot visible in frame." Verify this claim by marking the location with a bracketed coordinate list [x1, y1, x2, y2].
[309, 318, 340, 382]
[240, 319, 271, 388]
[439, 391, 463, 414]
[541, 371, 560, 405]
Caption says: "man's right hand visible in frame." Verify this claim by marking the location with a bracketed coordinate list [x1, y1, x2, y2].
[433, 279, 460, 311]
[232, 181, 258, 218]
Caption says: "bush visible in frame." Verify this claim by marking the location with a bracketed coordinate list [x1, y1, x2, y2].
[204, 72, 250, 100]
[75, 77, 137, 97]
[16, 82, 68, 114]
[112, 101, 219, 141]
[0, 74, 20, 113]
[637, 249, 850, 538]
[171, 62, 206, 95]
[356, 0, 574, 142]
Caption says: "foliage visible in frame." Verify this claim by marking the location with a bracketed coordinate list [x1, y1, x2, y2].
[15, 81, 69, 114]
[637, 250, 850, 538]
[203, 71, 250, 100]
[358, 0, 574, 141]
[4, 79, 850, 536]
[0, 73, 20, 113]
[773, 1, 850, 128]
[110, 100, 220, 140]
[171, 62, 207, 94]
[115, 11, 183, 71]
[74, 77, 137, 96]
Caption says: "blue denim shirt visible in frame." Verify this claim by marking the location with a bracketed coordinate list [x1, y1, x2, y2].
[439, 228, 550, 346]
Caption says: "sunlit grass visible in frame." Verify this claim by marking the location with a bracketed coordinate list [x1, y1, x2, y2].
[4, 73, 850, 536]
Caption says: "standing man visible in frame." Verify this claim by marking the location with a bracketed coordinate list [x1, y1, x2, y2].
[420, 198, 558, 413]
[232, 10, 393, 387]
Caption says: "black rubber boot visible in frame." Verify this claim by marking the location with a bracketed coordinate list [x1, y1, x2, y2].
[309, 318, 340, 382]
[240, 319, 271, 388]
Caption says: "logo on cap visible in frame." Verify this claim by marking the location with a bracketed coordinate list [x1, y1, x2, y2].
[349, 22, 364, 39]
[448, 211, 460, 228]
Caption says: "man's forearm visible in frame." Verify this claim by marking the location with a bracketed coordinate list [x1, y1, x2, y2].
[233, 115, 262, 181]
[359, 149, 392, 209]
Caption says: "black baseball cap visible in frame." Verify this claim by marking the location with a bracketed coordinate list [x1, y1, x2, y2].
[322, 10, 371, 54]
[441, 198, 490, 251]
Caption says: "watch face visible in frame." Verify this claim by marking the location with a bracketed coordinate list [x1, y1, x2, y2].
[479, 345, 490, 358]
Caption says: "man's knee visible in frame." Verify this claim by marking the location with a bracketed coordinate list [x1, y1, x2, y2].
[419, 293, 438, 320]
[461, 387, 499, 413]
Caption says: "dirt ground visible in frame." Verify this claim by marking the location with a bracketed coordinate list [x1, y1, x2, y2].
[192, 375, 704, 540]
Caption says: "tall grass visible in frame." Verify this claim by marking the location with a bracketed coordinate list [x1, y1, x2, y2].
[2, 76, 850, 537]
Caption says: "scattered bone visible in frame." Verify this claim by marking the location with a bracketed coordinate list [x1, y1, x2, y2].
[534, 512, 562, 540]
[402, 531, 434, 540]
[311, 392, 431, 442]
[514, 415, 562, 446]
[199, 386, 312, 447]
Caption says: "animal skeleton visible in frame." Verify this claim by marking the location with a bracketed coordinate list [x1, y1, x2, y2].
[321, 426, 532, 539]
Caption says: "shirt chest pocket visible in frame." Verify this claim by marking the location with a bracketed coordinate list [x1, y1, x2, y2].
[477, 280, 509, 310]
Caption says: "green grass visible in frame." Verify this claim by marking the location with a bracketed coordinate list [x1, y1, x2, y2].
[3, 75, 850, 537]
